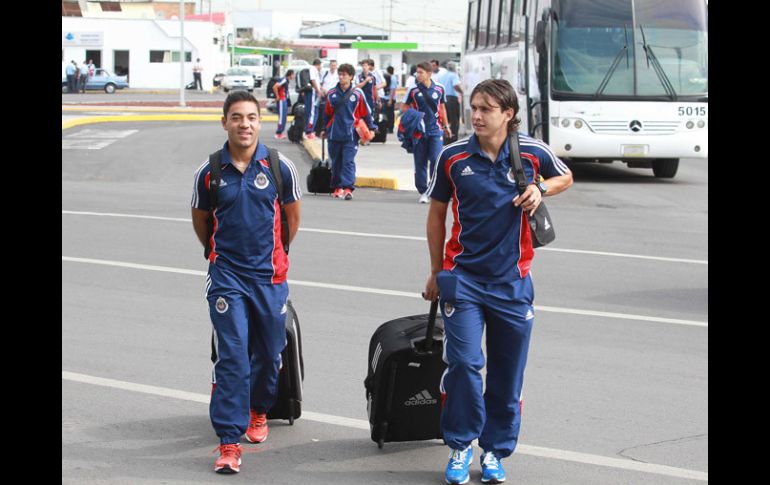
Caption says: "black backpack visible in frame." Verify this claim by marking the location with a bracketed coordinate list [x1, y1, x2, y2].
[204, 147, 289, 260]
[383, 72, 392, 96]
[296, 68, 312, 94]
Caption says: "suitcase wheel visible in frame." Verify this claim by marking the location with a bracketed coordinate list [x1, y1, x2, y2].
[289, 400, 295, 425]
[377, 438, 384, 449]
[289, 415, 294, 425]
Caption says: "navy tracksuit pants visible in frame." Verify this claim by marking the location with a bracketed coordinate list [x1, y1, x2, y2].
[328, 140, 358, 190]
[436, 270, 535, 458]
[303, 90, 318, 134]
[207, 264, 289, 445]
[413, 133, 443, 194]
[276, 99, 288, 134]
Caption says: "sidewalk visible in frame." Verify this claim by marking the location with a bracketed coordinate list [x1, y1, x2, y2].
[302, 135, 418, 192]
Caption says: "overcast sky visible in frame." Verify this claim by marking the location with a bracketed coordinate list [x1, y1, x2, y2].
[206, 0, 468, 31]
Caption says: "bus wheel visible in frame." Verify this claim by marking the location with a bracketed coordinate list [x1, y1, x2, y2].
[652, 158, 679, 178]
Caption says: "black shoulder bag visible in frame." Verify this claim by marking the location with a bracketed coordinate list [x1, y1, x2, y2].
[509, 132, 556, 248]
[204, 147, 290, 261]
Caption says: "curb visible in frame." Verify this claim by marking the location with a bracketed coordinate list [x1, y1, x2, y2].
[61, 113, 286, 130]
[299, 138, 399, 191]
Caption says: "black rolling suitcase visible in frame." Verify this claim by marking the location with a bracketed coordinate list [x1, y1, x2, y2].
[364, 301, 446, 448]
[306, 137, 333, 194]
[267, 300, 304, 424]
[287, 103, 305, 143]
[372, 111, 388, 143]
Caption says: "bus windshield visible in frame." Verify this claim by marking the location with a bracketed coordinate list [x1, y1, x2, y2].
[239, 57, 264, 67]
[551, 0, 707, 99]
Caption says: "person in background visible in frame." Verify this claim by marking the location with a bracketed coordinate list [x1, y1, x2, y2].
[320, 63, 377, 201]
[303, 59, 323, 140]
[316, 60, 339, 136]
[404, 61, 451, 203]
[66, 60, 77, 93]
[382, 66, 399, 134]
[440, 62, 463, 144]
[79, 60, 89, 93]
[193, 58, 204, 90]
[273, 69, 295, 140]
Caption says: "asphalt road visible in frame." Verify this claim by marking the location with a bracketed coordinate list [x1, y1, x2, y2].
[62, 119, 708, 484]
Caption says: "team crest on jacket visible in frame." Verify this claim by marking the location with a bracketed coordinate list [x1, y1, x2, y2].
[255, 172, 269, 189]
[432, 93, 439, 99]
[215, 297, 229, 314]
[349, 95, 356, 102]
[507, 168, 517, 184]
[444, 302, 455, 317]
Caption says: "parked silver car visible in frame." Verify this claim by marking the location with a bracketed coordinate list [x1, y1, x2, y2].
[220, 67, 254, 93]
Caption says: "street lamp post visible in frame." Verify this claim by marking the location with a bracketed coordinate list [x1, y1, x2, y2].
[179, 0, 186, 107]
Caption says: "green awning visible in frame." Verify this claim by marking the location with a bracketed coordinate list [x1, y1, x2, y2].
[351, 41, 418, 50]
[231, 45, 293, 55]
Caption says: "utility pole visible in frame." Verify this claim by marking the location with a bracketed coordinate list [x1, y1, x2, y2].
[179, 0, 186, 107]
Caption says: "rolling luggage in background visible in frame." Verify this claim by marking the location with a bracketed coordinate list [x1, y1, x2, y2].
[267, 300, 304, 424]
[372, 111, 388, 143]
[364, 301, 446, 448]
[306, 137, 333, 194]
[287, 103, 305, 143]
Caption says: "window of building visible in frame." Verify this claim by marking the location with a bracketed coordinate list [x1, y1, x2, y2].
[99, 2, 122, 12]
[149, 51, 192, 63]
[61, 0, 82, 17]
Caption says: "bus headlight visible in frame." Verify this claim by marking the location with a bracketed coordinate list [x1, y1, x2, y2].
[697, 120, 705, 129]
[561, 118, 571, 128]
[574, 120, 583, 129]
[686, 121, 694, 129]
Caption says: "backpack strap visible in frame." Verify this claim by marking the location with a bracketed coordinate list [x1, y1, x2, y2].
[266, 147, 290, 254]
[508, 132, 529, 195]
[204, 150, 222, 260]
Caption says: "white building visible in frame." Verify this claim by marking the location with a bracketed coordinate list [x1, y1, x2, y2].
[62, 16, 230, 90]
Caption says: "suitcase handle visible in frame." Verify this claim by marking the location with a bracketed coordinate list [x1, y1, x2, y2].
[423, 299, 439, 352]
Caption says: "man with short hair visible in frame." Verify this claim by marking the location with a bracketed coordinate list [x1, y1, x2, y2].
[191, 91, 302, 474]
[273, 69, 295, 139]
[320, 63, 377, 200]
[193, 58, 204, 90]
[66, 60, 77, 93]
[355, 59, 378, 114]
[382, 65, 399, 134]
[303, 59, 323, 140]
[404, 61, 451, 203]
[430, 59, 446, 83]
[440, 62, 463, 143]
[78, 60, 89, 93]
[423, 79, 572, 484]
[316, 60, 339, 136]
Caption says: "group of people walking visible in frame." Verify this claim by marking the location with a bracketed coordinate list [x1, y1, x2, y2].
[192, 72, 573, 482]
[65, 59, 95, 93]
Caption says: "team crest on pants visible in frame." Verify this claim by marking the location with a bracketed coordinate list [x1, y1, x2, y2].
[444, 301, 455, 317]
[215, 297, 229, 314]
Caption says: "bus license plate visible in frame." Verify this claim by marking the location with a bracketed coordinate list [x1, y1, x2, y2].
[622, 145, 648, 157]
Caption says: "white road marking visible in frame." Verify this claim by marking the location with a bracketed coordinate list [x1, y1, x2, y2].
[62, 129, 138, 150]
[61, 370, 708, 482]
[61, 256, 707, 327]
[61, 210, 708, 265]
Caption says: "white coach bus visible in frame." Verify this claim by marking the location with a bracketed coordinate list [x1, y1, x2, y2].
[461, 0, 708, 178]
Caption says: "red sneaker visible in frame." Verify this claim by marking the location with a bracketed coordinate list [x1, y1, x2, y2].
[332, 188, 344, 198]
[274, 133, 286, 140]
[343, 188, 353, 200]
[245, 409, 268, 443]
[214, 443, 242, 474]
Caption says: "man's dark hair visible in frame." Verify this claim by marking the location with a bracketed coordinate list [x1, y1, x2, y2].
[430, 59, 439, 66]
[410, 64, 418, 76]
[312, 58, 322, 66]
[328, 59, 337, 64]
[470, 79, 521, 133]
[338, 63, 355, 77]
[367, 59, 375, 67]
[223, 91, 261, 118]
[416, 61, 432, 73]
[386, 66, 394, 74]
[286, 69, 295, 77]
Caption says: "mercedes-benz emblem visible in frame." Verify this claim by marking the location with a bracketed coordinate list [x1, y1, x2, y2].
[629, 120, 642, 132]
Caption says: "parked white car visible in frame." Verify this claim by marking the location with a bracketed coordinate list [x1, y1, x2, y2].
[220, 67, 254, 92]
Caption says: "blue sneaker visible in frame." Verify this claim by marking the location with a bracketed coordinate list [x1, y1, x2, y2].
[445, 445, 472, 484]
[481, 452, 506, 483]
